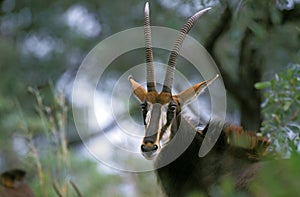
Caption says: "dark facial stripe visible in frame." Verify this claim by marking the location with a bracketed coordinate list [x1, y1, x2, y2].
[142, 101, 148, 125]
[159, 103, 177, 139]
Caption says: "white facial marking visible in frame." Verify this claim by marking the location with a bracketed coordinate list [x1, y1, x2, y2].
[145, 103, 152, 126]
[144, 103, 170, 142]
[146, 103, 162, 137]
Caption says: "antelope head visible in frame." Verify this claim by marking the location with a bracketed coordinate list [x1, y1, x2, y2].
[129, 2, 218, 159]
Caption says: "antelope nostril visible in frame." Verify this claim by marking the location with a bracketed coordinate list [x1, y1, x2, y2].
[141, 144, 158, 152]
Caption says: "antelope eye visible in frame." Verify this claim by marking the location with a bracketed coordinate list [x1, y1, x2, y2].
[141, 102, 147, 110]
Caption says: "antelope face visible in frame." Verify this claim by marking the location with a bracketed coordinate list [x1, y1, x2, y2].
[129, 88, 179, 159]
[129, 76, 218, 160]
[128, 2, 217, 160]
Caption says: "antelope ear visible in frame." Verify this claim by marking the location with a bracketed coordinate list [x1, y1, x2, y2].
[176, 74, 219, 105]
[128, 76, 147, 102]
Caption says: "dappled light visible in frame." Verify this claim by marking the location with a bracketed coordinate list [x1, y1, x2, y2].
[22, 34, 63, 58]
[64, 4, 102, 38]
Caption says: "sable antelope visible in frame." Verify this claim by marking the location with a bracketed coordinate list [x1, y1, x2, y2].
[128, 2, 270, 196]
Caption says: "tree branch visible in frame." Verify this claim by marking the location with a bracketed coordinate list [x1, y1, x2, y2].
[204, 4, 241, 99]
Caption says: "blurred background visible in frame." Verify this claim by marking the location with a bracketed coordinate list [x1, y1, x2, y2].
[0, 0, 299, 196]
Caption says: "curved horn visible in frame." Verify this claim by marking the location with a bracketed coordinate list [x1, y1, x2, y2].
[144, 2, 156, 92]
[162, 7, 211, 93]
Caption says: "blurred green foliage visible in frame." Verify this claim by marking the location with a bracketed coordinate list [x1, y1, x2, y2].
[17, 86, 121, 196]
[251, 152, 300, 197]
[256, 64, 300, 156]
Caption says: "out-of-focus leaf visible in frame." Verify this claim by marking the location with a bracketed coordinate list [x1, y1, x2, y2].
[283, 101, 292, 111]
[255, 81, 271, 89]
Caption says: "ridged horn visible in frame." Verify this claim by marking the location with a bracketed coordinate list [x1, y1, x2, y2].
[144, 2, 156, 92]
[162, 7, 211, 93]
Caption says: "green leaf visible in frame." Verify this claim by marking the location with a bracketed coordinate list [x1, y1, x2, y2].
[283, 101, 292, 111]
[255, 81, 271, 89]
[290, 77, 297, 86]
